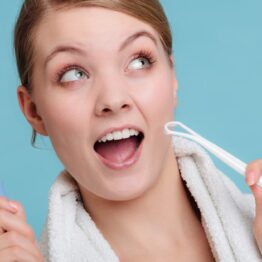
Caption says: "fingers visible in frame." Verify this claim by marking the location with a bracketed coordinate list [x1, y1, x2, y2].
[0, 197, 43, 261]
[245, 159, 262, 188]
[7, 200, 27, 222]
[0, 197, 16, 235]
[246, 159, 262, 251]
[0, 196, 35, 244]
[0, 231, 40, 258]
[0, 197, 18, 214]
[0, 209, 35, 243]
[0, 197, 27, 236]
[246, 160, 262, 208]
[0, 246, 40, 262]
[0, 197, 26, 221]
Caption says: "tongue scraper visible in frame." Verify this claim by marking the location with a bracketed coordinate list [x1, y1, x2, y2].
[164, 121, 262, 188]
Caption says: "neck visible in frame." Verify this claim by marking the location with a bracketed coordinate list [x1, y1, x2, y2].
[79, 144, 201, 257]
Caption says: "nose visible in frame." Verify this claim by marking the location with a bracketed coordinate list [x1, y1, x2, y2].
[94, 76, 132, 117]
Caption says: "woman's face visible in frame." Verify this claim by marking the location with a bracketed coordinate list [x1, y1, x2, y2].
[21, 7, 177, 200]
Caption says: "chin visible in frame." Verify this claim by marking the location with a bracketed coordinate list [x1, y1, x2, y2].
[97, 172, 158, 202]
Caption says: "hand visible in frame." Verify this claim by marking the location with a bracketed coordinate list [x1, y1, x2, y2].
[246, 159, 262, 253]
[0, 196, 44, 261]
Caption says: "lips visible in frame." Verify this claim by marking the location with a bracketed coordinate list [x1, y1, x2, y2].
[94, 131, 144, 170]
[95, 126, 144, 143]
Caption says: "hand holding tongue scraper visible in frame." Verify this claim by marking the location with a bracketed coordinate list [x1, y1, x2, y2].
[164, 121, 262, 188]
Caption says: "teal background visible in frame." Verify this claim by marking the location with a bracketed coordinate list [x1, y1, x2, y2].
[1, 0, 262, 238]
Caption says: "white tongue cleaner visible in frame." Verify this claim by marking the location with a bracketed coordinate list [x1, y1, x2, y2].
[95, 137, 137, 163]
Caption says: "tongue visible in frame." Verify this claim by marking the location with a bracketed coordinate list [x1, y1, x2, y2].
[95, 137, 137, 163]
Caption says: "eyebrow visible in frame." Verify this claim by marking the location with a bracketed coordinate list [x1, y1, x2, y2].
[44, 30, 158, 67]
[44, 45, 86, 67]
[118, 30, 158, 52]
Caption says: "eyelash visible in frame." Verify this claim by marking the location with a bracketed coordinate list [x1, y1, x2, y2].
[55, 49, 157, 84]
[131, 49, 156, 67]
[56, 65, 86, 83]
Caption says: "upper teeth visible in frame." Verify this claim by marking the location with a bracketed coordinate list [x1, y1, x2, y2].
[98, 128, 140, 143]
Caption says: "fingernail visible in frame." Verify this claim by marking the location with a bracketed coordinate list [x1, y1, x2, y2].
[8, 201, 18, 212]
[246, 173, 256, 186]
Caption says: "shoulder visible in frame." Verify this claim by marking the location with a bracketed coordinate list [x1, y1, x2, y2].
[173, 136, 256, 220]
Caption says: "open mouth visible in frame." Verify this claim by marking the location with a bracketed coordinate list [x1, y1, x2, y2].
[94, 129, 144, 169]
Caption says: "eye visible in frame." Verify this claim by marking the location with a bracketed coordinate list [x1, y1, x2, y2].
[60, 68, 87, 83]
[128, 57, 151, 70]
[127, 50, 156, 71]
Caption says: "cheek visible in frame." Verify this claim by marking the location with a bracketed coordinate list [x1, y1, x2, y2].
[132, 70, 175, 123]
[36, 92, 91, 144]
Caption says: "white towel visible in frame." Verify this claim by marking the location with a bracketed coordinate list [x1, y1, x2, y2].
[39, 136, 262, 261]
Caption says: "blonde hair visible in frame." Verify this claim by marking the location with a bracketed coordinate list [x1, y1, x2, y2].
[14, 0, 173, 145]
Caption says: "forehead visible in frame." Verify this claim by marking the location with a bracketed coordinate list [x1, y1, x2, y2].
[34, 7, 162, 59]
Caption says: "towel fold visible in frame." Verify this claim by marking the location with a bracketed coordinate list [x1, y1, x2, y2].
[39, 136, 262, 261]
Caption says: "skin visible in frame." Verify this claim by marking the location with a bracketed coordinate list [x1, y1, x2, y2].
[0, 197, 43, 261]
[0, 6, 262, 262]
[29, 7, 178, 202]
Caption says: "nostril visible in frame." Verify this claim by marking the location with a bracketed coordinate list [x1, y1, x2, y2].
[122, 104, 129, 109]
[102, 108, 111, 113]
[100, 103, 130, 115]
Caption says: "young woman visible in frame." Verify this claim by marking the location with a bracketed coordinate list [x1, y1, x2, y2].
[0, 0, 262, 261]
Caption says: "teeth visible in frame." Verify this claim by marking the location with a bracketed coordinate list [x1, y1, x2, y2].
[130, 129, 136, 136]
[122, 129, 130, 139]
[106, 133, 113, 141]
[113, 131, 122, 140]
[98, 128, 140, 143]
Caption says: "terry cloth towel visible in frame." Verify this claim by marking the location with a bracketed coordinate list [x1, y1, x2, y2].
[39, 136, 262, 262]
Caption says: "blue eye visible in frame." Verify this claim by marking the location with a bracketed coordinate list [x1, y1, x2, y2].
[127, 50, 156, 71]
[128, 57, 151, 70]
[60, 68, 87, 83]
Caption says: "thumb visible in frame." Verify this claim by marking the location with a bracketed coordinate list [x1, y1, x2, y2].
[245, 164, 262, 236]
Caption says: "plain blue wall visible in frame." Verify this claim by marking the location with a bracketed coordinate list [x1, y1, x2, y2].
[1, 0, 262, 238]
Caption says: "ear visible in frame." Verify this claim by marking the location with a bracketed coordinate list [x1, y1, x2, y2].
[172, 77, 178, 107]
[17, 86, 48, 136]
[169, 55, 178, 107]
